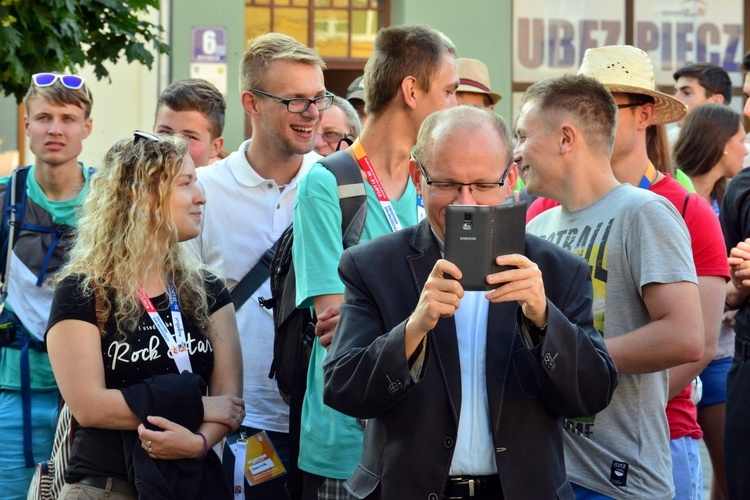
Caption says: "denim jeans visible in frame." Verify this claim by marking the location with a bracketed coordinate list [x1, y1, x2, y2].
[669, 436, 703, 500]
[0, 389, 59, 500]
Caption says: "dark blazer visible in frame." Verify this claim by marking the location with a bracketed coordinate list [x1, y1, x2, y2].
[323, 219, 617, 500]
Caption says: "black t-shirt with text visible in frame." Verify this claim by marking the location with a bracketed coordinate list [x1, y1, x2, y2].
[46, 272, 231, 482]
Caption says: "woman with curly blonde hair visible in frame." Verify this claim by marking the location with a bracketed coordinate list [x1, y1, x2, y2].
[46, 132, 244, 499]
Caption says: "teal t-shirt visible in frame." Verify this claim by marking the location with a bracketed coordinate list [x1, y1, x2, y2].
[0, 163, 92, 391]
[293, 162, 420, 478]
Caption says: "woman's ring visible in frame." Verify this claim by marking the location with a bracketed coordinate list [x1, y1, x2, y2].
[147, 440, 152, 448]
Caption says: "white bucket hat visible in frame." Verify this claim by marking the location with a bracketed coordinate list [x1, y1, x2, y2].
[578, 45, 687, 125]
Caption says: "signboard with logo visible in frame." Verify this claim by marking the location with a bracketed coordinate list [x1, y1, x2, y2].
[512, 1, 626, 82]
[512, 0, 744, 87]
[634, 0, 744, 86]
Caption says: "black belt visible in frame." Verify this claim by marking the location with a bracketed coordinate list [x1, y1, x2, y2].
[736, 337, 750, 361]
[78, 476, 136, 496]
[444, 475, 502, 499]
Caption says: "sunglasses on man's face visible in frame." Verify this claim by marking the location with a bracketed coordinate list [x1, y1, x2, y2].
[31, 73, 86, 90]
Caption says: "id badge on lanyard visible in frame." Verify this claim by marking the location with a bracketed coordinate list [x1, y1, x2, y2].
[137, 278, 193, 373]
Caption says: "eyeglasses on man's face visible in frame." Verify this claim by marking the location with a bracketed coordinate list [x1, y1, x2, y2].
[412, 152, 510, 200]
[318, 130, 350, 145]
[250, 89, 334, 113]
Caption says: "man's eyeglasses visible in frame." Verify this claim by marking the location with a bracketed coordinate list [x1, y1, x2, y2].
[32, 73, 86, 90]
[133, 130, 160, 144]
[318, 130, 353, 152]
[412, 152, 510, 199]
[318, 130, 350, 145]
[250, 89, 334, 113]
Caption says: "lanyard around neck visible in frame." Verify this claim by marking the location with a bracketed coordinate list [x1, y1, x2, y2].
[638, 162, 658, 189]
[136, 278, 192, 373]
[350, 139, 425, 232]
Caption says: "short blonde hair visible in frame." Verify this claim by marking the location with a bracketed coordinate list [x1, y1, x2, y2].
[240, 33, 325, 93]
[24, 73, 93, 118]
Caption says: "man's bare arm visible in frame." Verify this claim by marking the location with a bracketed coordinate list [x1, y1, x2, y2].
[605, 281, 703, 374]
[667, 276, 724, 398]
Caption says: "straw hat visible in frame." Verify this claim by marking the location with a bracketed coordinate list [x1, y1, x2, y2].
[456, 58, 502, 105]
[577, 45, 686, 125]
[346, 76, 365, 102]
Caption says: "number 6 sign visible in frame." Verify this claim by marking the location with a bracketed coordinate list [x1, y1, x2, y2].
[192, 26, 227, 63]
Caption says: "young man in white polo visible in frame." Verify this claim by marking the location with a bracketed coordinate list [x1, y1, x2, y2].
[188, 33, 328, 498]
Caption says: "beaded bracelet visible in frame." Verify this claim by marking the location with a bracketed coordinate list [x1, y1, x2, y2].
[196, 431, 208, 460]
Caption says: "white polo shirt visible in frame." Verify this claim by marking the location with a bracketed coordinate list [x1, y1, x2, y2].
[187, 138, 320, 432]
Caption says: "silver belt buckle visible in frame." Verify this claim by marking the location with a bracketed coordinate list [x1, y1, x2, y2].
[468, 478, 475, 497]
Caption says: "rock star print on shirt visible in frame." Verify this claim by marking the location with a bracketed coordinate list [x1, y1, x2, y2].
[47, 273, 232, 389]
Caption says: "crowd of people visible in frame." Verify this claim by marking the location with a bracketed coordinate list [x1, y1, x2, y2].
[1, 22, 750, 500]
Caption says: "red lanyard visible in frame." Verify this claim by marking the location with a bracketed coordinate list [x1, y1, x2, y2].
[136, 278, 192, 373]
[350, 139, 424, 231]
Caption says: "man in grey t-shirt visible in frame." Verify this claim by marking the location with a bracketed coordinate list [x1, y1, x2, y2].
[517, 74, 703, 499]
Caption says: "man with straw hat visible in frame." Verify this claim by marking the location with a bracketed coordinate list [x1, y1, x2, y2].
[570, 45, 727, 500]
[455, 58, 502, 110]
[519, 69, 704, 499]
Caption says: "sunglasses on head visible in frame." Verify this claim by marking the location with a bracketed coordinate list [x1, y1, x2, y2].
[32, 73, 87, 90]
[133, 130, 161, 144]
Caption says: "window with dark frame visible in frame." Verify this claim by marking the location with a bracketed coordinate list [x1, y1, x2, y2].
[245, 0, 390, 66]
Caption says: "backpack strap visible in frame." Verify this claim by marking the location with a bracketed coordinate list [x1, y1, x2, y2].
[681, 193, 692, 218]
[318, 150, 367, 249]
[2, 166, 95, 291]
[232, 237, 281, 311]
[0, 166, 31, 299]
[234, 153, 366, 311]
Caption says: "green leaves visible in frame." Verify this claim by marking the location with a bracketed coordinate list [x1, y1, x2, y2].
[0, 0, 170, 103]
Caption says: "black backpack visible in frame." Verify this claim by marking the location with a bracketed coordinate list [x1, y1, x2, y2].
[259, 150, 367, 404]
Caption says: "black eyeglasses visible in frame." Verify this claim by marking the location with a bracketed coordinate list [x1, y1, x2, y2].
[133, 130, 160, 143]
[412, 152, 510, 199]
[250, 89, 334, 113]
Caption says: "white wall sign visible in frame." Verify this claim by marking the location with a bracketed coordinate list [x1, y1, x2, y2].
[634, 0, 744, 86]
[513, 0, 626, 82]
